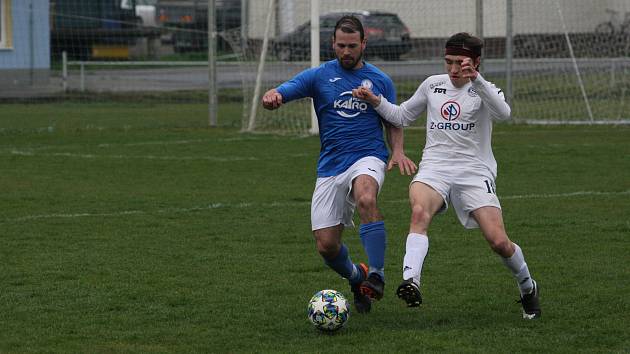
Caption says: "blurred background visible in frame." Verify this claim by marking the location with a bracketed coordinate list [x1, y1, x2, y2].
[1, 0, 629, 134]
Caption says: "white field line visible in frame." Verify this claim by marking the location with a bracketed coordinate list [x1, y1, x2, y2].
[0, 139, 221, 150]
[4, 190, 628, 223]
[97, 138, 216, 148]
[96, 136, 308, 147]
[0, 135, 311, 151]
[499, 190, 630, 200]
[0, 135, 312, 152]
[7, 203, 249, 223]
[7, 150, 310, 161]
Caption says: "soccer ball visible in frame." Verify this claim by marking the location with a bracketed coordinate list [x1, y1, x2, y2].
[307, 289, 349, 331]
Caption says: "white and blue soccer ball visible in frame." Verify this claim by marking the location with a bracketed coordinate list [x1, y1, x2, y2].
[307, 289, 349, 331]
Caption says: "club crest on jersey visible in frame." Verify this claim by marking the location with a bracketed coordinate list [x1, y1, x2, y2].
[441, 101, 461, 121]
[334, 91, 368, 118]
[361, 79, 373, 89]
[468, 87, 478, 97]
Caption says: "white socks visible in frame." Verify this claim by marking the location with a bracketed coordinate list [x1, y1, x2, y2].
[502, 243, 534, 296]
[402, 236, 534, 296]
[402, 233, 429, 286]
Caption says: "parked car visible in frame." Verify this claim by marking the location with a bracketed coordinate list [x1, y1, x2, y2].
[156, 0, 241, 52]
[272, 10, 411, 61]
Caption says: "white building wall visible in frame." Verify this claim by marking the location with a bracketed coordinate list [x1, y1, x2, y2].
[247, 0, 630, 39]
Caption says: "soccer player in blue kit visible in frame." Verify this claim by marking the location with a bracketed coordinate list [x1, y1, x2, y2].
[262, 15, 416, 313]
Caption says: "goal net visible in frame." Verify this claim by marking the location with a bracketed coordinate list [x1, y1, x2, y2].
[0, 1, 629, 134]
[240, 0, 630, 134]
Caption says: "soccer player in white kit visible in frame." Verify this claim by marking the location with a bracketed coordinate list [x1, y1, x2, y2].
[352, 32, 541, 319]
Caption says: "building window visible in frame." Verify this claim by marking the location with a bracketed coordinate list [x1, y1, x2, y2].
[0, 0, 12, 49]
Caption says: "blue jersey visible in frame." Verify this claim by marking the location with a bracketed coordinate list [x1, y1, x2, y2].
[277, 60, 396, 177]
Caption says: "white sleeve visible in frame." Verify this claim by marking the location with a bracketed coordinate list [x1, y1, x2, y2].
[471, 73, 511, 122]
[374, 81, 428, 127]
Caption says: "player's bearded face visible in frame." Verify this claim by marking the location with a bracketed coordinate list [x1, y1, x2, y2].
[333, 30, 366, 70]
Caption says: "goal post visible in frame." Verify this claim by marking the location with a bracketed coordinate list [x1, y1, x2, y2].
[245, 0, 275, 132]
[244, 0, 320, 135]
[239, 0, 630, 135]
[554, 0, 594, 123]
[309, 0, 320, 135]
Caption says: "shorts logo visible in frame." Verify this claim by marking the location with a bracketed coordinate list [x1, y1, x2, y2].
[361, 79, 373, 89]
[441, 101, 461, 121]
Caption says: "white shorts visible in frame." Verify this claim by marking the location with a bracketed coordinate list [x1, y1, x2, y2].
[311, 156, 386, 231]
[412, 165, 501, 229]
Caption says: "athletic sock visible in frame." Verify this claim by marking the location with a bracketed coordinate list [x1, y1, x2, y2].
[402, 233, 429, 286]
[501, 243, 534, 296]
[359, 221, 386, 281]
[323, 244, 362, 284]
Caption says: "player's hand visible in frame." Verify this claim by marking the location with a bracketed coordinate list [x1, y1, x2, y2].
[461, 57, 478, 81]
[262, 89, 283, 110]
[387, 150, 417, 176]
[352, 86, 381, 107]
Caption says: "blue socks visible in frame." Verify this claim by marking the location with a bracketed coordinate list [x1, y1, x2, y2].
[324, 244, 363, 284]
[359, 221, 386, 280]
[322, 221, 387, 284]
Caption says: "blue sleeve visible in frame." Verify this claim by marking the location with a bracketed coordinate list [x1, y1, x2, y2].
[276, 67, 317, 103]
[383, 77, 396, 104]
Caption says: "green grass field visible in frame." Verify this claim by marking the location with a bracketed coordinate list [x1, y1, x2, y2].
[1, 102, 629, 353]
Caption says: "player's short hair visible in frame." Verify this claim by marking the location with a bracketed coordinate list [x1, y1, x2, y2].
[333, 15, 365, 40]
[445, 32, 483, 59]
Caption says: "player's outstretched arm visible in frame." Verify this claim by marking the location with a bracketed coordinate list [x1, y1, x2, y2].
[352, 87, 381, 107]
[384, 122, 417, 176]
[262, 88, 284, 110]
[354, 85, 426, 128]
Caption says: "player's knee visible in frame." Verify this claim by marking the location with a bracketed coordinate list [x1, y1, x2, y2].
[489, 238, 511, 256]
[355, 193, 377, 214]
[410, 204, 432, 227]
[316, 238, 339, 259]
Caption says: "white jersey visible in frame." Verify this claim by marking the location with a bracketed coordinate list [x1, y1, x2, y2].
[375, 73, 510, 177]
